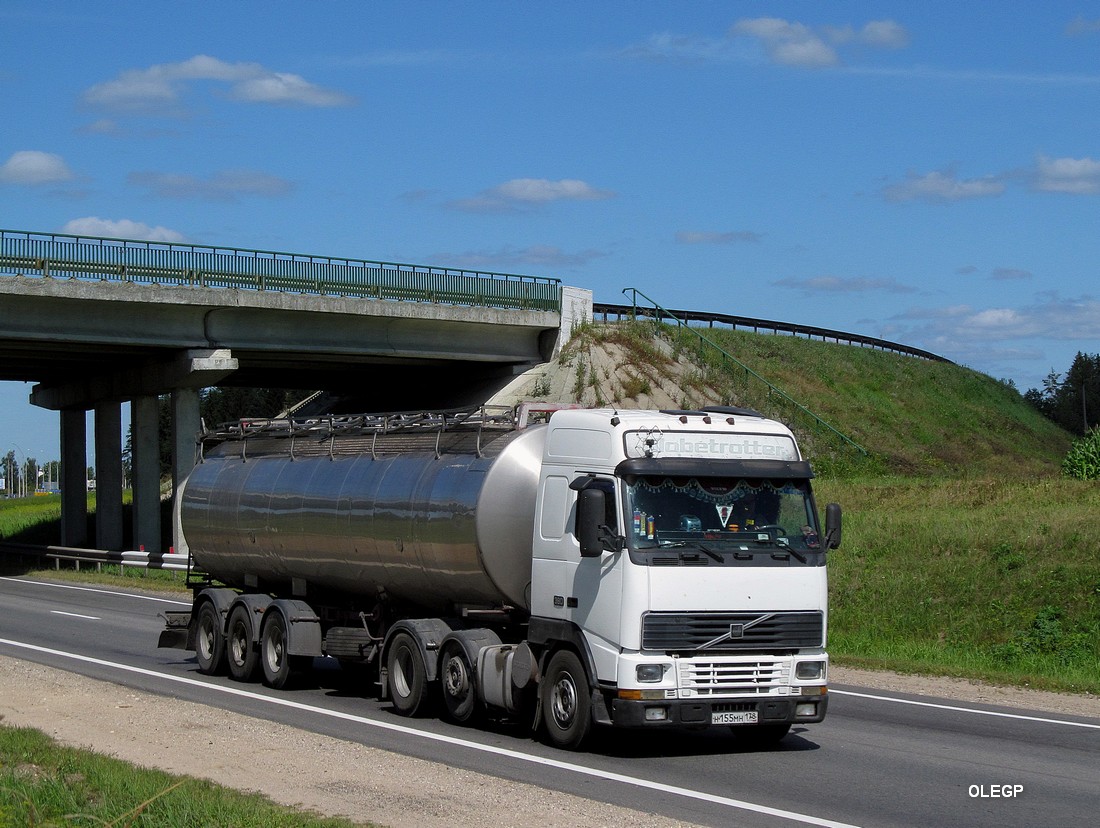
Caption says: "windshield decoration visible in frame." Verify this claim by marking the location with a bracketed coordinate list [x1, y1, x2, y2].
[626, 476, 823, 564]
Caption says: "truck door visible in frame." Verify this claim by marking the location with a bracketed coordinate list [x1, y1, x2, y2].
[531, 472, 623, 682]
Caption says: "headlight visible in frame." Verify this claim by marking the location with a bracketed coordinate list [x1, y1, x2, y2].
[796, 660, 825, 680]
[636, 663, 667, 683]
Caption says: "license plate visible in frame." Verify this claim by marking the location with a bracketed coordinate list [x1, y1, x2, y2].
[712, 710, 759, 725]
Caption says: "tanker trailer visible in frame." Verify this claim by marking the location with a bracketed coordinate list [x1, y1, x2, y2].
[160, 404, 841, 750]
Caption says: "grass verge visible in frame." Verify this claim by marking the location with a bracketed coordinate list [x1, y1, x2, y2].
[0, 722, 372, 827]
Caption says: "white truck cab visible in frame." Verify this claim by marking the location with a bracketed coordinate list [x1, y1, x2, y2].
[528, 407, 839, 747]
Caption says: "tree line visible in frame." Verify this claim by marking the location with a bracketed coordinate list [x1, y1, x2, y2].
[1024, 351, 1100, 436]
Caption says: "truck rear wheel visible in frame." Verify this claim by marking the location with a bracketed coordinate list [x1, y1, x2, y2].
[260, 611, 305, 690]
[541, 650, 591, 750]
[194, 602, 226, 675]
[226, 604, 259, 682]
[387, 632, 428, 716]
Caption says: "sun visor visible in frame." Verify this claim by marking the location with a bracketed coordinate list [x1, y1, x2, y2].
[614, 457, 814, 481]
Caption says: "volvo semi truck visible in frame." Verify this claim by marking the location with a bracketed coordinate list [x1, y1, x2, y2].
[159, 404, 841, 749]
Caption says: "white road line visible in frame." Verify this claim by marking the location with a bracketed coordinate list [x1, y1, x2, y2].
[0, 576, 191, 606]
[830, 689, 1100, 730]
[0, 637, 859, 828]
[49, 610, 100, 620]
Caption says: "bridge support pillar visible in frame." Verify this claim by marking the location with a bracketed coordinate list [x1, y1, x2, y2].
[131, 395, 161, 555]
[60, 409, 88, 547]
[94, 401, 124, 551]
[171, 388, 201, 557]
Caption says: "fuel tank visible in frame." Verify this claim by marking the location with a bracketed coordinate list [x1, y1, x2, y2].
[180, 424, 547, 613]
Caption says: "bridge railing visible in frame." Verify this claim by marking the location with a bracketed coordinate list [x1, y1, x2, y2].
[0, 229, 562, 313]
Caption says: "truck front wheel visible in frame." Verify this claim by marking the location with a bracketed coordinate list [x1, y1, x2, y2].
[541, 650, 591, 750]
[387, 632, 428, 716]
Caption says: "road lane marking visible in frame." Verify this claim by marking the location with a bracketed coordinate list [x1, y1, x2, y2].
[830, 689, 1100, 730]
[50, 610, 100, 620]
[0, 637, 859, 828]
[0, 577, 191, 606]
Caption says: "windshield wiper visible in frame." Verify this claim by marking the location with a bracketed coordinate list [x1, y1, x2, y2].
[693, 543, 725, 563]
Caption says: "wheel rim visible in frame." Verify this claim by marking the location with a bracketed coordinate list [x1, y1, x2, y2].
[264, 625, 285, 673]
[550, 671, 578, 729]
[229, 622, 248, 668]
[392, 647, 413, 699]
[444, 652, 469, 700]
[198, 618, 215, 662]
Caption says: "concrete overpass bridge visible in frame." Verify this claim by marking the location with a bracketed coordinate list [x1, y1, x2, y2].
[0, 229, 588, 555]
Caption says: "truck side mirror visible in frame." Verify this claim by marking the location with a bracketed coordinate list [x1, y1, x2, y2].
[576, 488, 605, 557]
[824, 502, 842, 550]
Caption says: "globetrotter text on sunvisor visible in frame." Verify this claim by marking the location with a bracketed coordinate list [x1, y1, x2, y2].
[625, 432, 797, 460]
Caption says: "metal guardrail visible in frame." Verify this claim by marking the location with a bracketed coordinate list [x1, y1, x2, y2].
[0, 541, 189, 571]
[594, 301, 952, 363]
[0, 228, 563, 313]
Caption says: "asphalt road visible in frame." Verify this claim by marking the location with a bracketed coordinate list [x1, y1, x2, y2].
[0, 575, 1097, 828]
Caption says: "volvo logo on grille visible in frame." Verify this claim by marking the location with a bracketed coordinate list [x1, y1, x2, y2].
[698, 613, 776, 650]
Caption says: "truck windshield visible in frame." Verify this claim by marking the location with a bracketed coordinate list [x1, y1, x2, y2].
[625, 476, 821, 561]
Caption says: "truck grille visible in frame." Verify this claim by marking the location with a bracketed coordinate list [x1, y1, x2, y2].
[677, 658, 789, 696]
[642, 611, 823, 652]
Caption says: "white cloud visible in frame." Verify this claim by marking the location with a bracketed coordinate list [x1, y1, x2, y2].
[1032, 154, 1100, 194]
[128, 169, 294, 201]
[61, 217, 187, 243]
[623, 17, 908, 68]
[730, 17, 908, 68]
[882, 169, 1005, 203]
[432, 244, 607, 271]
[991, 267, 1033, 281]
[1066, 16, 1100, 36]
[732, 18, 839, 67]
[0, 150, 74, 185]
[773, 275, 917, 294]
[82, 54, 354, 113]
[450, 178, 614, 213]
[676, 230, 762, 244]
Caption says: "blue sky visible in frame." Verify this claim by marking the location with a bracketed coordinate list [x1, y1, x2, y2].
[3, 1, 1100, 463]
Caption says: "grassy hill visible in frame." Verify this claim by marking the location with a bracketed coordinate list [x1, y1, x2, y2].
[502, 320, 1099, 693]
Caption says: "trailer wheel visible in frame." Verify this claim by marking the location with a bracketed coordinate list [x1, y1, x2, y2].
[541, 650, 591, 750]
[194, 602, 226, 675]
[387, 632, 428, 716]
[226, 605, 259, 682]
[260, 611, 302, 690]
[440, 641, 478, 724]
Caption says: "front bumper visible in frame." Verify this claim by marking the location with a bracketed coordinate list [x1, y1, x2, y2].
[609, 692, 828, 729]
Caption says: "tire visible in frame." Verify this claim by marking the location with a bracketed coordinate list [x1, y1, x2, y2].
[260, 611, 300, 690]
[440, 641, 478, 724]
[226, 604, 259, 682]
[387, 631, 428, 716]
[194, 601, 226, 676]
[540, 650, 592, 750]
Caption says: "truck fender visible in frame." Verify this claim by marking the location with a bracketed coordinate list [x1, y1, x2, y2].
[187, 587, 239, 648]
[439, 628, 503, 671]
[526, 617, 612, 725]
[382, 618, 454, 686]
[228, 593, 273, 646]
[262, 599, 322, 657]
